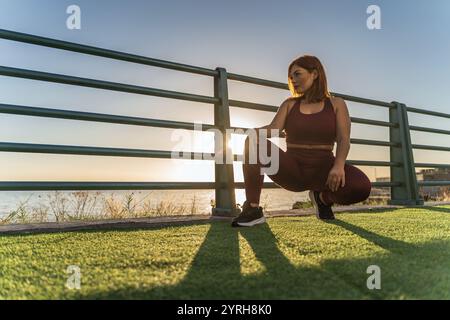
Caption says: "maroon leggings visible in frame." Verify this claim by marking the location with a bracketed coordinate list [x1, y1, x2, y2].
[242, 136, 372, 205]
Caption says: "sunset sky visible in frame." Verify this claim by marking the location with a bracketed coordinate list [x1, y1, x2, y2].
[1, 0, 449, 184]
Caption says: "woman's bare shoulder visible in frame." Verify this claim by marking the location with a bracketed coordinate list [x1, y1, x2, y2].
[286, 96, 301, 102]
[284, 97, 300, 112]
[330, 95, 345, 103]
[329, 95, 345, 114]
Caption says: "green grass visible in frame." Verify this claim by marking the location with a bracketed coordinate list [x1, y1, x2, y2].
[1, 205, 449, 299]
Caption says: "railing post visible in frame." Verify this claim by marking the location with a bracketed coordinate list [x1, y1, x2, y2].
[388, 101, 424, 205]
[212, 67, 238, 216]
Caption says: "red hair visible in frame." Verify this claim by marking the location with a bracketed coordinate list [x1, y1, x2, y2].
[287, 55, 331, 102]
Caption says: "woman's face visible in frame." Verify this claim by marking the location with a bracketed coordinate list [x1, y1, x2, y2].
[289, 66, 318, 94]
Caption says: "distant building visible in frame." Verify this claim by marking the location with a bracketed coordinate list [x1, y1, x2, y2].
[417, 167, 450, 200]
[375, 167, 450, 200]
[419, 168, 450, 181]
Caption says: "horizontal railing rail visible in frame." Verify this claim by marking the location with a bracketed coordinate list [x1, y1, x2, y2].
[0, 142, 400, 167]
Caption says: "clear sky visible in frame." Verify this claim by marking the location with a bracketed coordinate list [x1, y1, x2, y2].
[0, 0, 449, 183]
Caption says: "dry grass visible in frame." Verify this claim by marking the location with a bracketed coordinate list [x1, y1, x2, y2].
[0, 191, 206, 224]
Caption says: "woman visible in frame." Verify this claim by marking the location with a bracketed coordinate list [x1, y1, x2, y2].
[232, 55, 372, 227]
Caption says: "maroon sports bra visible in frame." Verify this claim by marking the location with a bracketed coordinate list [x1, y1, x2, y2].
[284, 96, 337, 145]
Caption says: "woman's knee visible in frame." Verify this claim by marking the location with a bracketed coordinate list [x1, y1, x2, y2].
[244, 134, 273, 154]
[244, 133, 269, 146]
[244, 135, 258, 153]
[243, 135, 273, 165]
[352, 175, 372, 202]
[344, 166, 371, 198]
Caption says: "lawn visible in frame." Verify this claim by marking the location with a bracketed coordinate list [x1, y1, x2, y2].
[1, 205, 449, 299]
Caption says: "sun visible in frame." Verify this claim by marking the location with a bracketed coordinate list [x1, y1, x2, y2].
[228, 133, 246, 156]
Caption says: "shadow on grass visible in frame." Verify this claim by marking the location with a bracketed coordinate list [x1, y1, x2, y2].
[329, 220, 415, 254]
[80, 217, 450, 300]
[334, 207, 407, 215]
[0, 219, 213, 237]
[335, 204, 450, 216]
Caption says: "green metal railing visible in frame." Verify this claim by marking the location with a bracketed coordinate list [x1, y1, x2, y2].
[1, 29, 449, 215]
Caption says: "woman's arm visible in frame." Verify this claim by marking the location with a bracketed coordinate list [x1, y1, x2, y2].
[255, 99, 292, 138]
[325, 97, 351, 192]
[333, 97, 351, 168]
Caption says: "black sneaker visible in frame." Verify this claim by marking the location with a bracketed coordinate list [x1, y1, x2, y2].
[231, 200, 266, 227]
[309, 190, 335, 220]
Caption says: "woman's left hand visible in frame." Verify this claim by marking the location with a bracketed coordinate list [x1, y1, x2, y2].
[326, 164, 345, 192]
